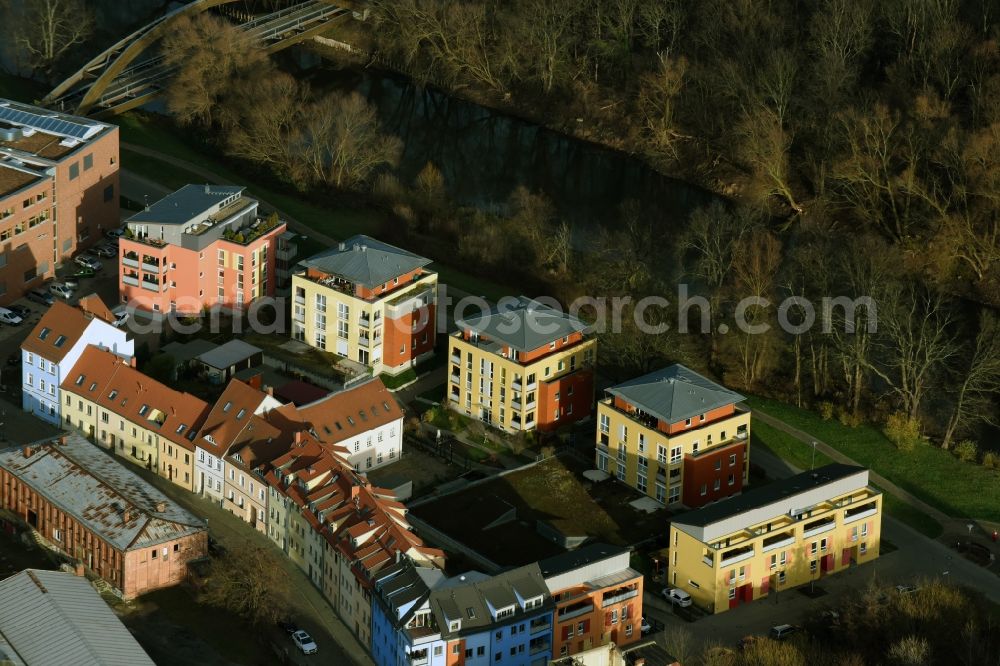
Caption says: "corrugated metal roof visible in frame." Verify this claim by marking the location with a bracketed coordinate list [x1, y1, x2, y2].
[299, 234, 431, 288]
[196, 339, 261, 370]
[0, 569, 155, 666]
[606, 364, 746, 424]
[0, 434, 206, 551]
[457, 296, 589, 352]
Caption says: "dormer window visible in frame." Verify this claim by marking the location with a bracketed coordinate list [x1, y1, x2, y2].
[466, 607, 476, 619]
[449, 620, 461, 632]
[108, 390, 118, 400]
[223, 401, 232, 412]
[495, 605, 515, 620]
[684, 418, 691, 427]
[89, 382, 97, 391]
[347, 416, 355, 426]
[236, 408, 246, 420]
[75, 374, 84, 385]
[176, 424, 187, 434]
[38, 327, 50, 340]
[54, 335, 66, 348]
[700, 413, 706, 422]
[139, 404, 149, 416]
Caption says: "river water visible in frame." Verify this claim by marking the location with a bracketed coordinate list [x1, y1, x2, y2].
[307, 64, 715, 227]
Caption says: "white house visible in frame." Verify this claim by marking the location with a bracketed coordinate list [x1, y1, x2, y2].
[20, 295, 133, 425]
[295, 377, 404, 472]
[194, 378, 282, 501]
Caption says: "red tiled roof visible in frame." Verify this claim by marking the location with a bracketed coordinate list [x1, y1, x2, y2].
[296, 378, 403, 444]
[21, 296, 115, 362]
[63, 346, 209, 450]
[196, 379, 271, 455]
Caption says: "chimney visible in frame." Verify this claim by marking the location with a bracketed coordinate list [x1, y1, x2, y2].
[130, 357, 137, 368]
[204, 184, 210, 193]
[59, 435, 68, 446]
[22, 446, 33, 458]
[74, 562, 85, 577]
[351, 484, 360, 500]
[295, 431, 303, 444]
[265, 385, 273, 396]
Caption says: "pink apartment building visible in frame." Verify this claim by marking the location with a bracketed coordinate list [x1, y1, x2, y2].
[118, 184, 286, 315]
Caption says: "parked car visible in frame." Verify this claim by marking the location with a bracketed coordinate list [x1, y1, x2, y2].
[0, 308, 22, 325]
[105, 227, 126, 240]
[49, 282, 74, 299]
[292, 630, 318, 655]
[769, 624, 800, 641]
[91, 244, 116, 258]
[895, 584, 918, 595]
[6, 304, 31, 319]
[27, 288, 54, 306]
[74, 255, 103, 271]
[70, 267, 96, 280]
[276, 619, 298, 635]
[662, 587, 693, 607]
[111, 306, 129, 328]
[62, 276, 80, 290]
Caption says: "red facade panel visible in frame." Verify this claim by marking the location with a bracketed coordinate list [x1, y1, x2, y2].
[681, 440, 746, 508]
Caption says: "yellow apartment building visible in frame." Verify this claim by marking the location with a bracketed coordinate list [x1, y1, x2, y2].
[596, 365, 750, 509]
[447, 296, 596, 433]
[667, 464, 882, 614]
[290, 235, 437, 375]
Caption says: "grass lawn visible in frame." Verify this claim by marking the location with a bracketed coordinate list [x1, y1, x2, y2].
[381, 368, 417, 389]
[748, 396, 1000, 523]
[412, 456, 666, 566]
[751, 417, 943, 539]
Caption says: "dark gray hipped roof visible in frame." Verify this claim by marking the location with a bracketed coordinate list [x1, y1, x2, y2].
[607, 364, 745, 424]
[429, 563, 550, 637]
[300, 235, 431, 288]
[127, 184, 244, 225]
[457, 296, 589, 352]
[0, 569, 155, 666]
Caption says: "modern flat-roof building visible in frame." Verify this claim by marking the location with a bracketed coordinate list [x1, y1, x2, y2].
[0, 568, 156, 666]
[539, 543, 644, 659]
[0, 99, 119, 306]
[118, 184, 285, 315]
[0, 434, 209, 599]
[291, 235, 437, 375]
[20, 295, 133, 425]
[595, 365, 749, 509]
[667, 464, 882, 614]
[448, 297, 596, 434]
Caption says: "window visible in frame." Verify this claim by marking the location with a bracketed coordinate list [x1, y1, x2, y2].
[728, 473, 735, 486]
[810, 560, 817, 572]
[104, 184, 114, 202]
[599, 413, 609, 434]
[657, 445, 667, 464]
[729, 453, 737, 466]
[434, 647, 443, 657]
[860, 542, 868, 554]
[611, 609, 618, 625]
[83, 154, 93, 171]
[668, 486, 680, 503]
[700, 484, 707, 496]
[637, 474, 647, 493]
[68, 162, 79, 180]
[861, 523, 868, 537]
[684, 418, 691, 427]
[777, 571, 786, 584]
[713, 479, 721, 491]
[714, 459, 721, 470]
[810, 541, 817, 555]
[638, 433, 645, 453]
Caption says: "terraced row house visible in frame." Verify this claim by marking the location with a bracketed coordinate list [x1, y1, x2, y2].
[20, 295, 132, 425]
[370, 543, 644, 666]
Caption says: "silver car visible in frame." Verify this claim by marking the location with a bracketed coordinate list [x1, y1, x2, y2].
[0, 307, 24, 325]
[74, 255, 103, 271]
[49, 282, 74, 299]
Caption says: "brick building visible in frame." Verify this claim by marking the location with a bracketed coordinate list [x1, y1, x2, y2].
[0, 99, 119, 305]
[0, 433, 208, 599]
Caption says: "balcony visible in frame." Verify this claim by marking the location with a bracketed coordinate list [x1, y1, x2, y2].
[142, 262, 162, 273]
[512, 380, 522, 391]
[702, 555, 713, 567]
[510, 420, 522, 431]
[450, 351, 461, 364]
[141, 281, 159, 292]
[803, 517, 836, 538]
[511, 400, 522, 411]
[408, 649, 429, 666]
[557, 601, 594, 622]
[844, 501, 878, 524]
[276, 244, 296, 261]
[761, 532, 796, 553]
[385, 286, 434, 319]
[530, 617, 550, 634]
[526, 382, 537, 392]
[524, 400, 536, 411]
[294, 295, 305, 306]
[122, 275, 139, 287]
[122, 256, 139, 268]
[450, 372, 460, 384]
[359, 316, 371, 328]
[359, 337, 371, 349]
[720, 546, 755, 565]
[529, 640, 551, 656]
[293, 313, 305, 324]
[601, 587, 639, 608]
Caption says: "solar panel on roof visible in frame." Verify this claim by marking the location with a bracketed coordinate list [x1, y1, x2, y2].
[0, 103, 103, 141]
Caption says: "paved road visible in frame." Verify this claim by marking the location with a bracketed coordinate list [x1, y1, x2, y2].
[119, 461, 375, 666]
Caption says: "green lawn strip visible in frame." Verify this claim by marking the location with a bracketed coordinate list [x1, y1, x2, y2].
[122, 148, 206, 190]
[751, 417, 943, 539]
[747, 396, 1000, 523]
[381, 368, 417, 390]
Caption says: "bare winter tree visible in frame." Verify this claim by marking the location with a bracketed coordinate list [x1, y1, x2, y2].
[200, 542, 288, 626]
[13, 0, 93, 78]
[941, 311, 1000, 449]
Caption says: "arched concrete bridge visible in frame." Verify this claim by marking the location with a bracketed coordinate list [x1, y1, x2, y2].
[43, 0, 359, 117]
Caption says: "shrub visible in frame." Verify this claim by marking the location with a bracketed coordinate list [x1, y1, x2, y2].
[954, 440, 979, 464]
[422, 406, 439, 424]
[836, 406, 862, 428]
[819, 401, 835, 421]
[884, 412, 920, 452]
[982, 452, 999, 470]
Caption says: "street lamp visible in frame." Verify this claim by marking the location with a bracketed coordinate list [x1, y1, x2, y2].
[811, 441, 817, 470]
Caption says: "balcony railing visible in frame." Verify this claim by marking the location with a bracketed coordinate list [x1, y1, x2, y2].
[530, 617, 550, 634]
[557, 603, 594, 622]
[702, 555, 713, 567]
[359, 316, 371, 328]
[122, 275, 139, 287]
[843, 506, 878, 524]
[385, 286, 434, 319]
[141, 281, 159, 292]
[803, 520, 836, 538]
[141, 262, 162, 273]
[122, 257, 139, 268]
[529, 640, 551, 656]
[450, 373, 460, 384]
[512, 380, 522, 391]
[359, 337, 370, 348]
[761, 534, 796, 553]
[720, 547, 755, 565]
[601, 588, 638, 608]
